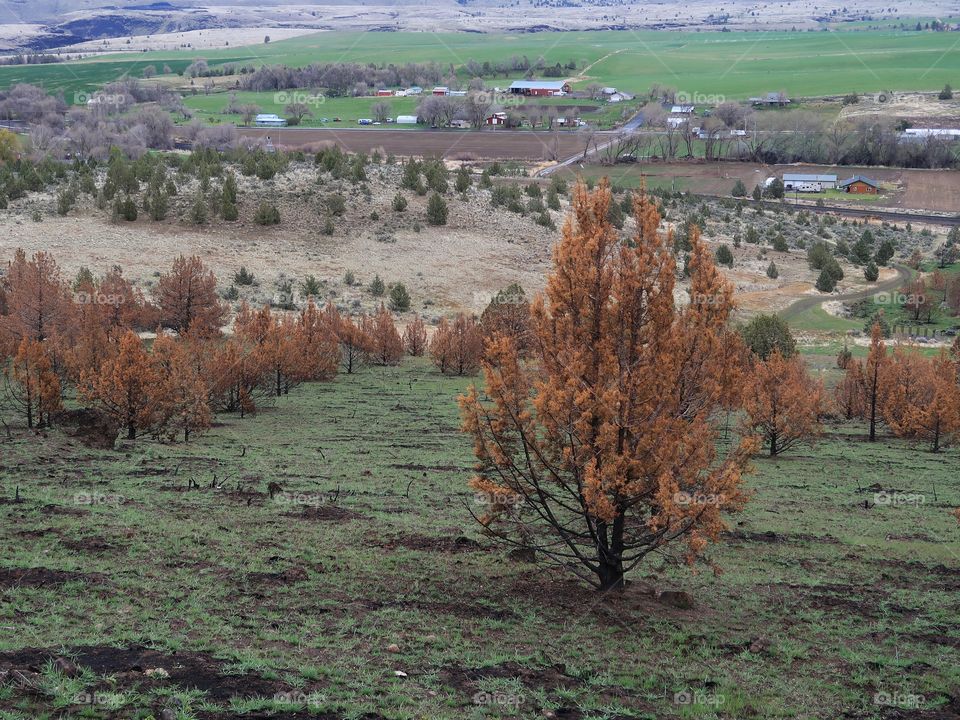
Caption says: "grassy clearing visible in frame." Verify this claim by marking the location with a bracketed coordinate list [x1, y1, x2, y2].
[0, 358, 958, 719]
[3, 29, 960, 103]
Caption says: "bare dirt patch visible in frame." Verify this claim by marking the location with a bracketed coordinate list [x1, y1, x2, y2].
[0, 567, 103, 589]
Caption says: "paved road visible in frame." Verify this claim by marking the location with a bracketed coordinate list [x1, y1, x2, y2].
[778, 263, 912, 322]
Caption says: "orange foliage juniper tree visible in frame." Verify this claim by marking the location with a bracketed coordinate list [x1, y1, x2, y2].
[155, 255, 225, 335]
[367, 303, 403, 366]
[403, 314, 428, 356]
[741, 350, 824, 456]
[4, 339, 62, 428]
[80, 331, 158, 439]
[885, 350, 960, 452]
[431, 313, 484, 376]
[861, 322, 891, 441]
[460, 181, 758, 591]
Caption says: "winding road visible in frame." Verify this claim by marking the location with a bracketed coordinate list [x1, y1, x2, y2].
[778, 263, 912, 321]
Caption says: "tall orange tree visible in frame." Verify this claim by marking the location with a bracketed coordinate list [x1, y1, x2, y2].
[293, 300, 339, 381]
[367, 304, 403, 366]
[431, 313, 483, 376]
[741, 350, 824, 456]
[150, 333, 212, 442]
[4, 339, 62, 428]
[886, 351, 960, 452]
[861, 322, 891, 441]
[403, 314, 428, 356]
[0, 249, 72, 349]
[834, 359, 865, 420]
[80, 331, 158, 439]
[460, 181, 757, 591]
[155, 255, 225, 335]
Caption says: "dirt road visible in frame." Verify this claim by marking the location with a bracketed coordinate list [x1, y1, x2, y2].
[778, 263, 912, 321]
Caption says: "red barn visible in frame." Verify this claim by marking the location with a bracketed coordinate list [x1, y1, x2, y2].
[508, 80, 571, 96]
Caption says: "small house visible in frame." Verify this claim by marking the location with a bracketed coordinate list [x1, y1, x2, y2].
[485, 111, 508, 126]
[839, 176, 879, 194]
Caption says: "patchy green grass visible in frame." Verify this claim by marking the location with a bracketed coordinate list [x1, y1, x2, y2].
[0, 358, 957, 719]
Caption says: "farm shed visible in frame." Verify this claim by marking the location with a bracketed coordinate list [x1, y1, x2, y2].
[376, 89, 393, 97]
[839, 176, 879, 194]
[432, 86, 449, 96]
[783, 173, 837, 191]
[508, 80, 571, 96]
[254, 113, 287, 127]
[396, 115, 418, 124]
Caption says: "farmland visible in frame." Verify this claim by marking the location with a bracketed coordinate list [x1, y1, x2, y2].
[3, 29, 960, 104]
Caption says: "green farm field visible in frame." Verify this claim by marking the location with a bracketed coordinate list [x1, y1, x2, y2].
[1, 358, 958, 720]
[3, 29, 960, 103]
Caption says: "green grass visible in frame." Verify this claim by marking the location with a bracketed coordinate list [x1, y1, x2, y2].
[3, 28, 960, 103]
[1, 357, 957, 719]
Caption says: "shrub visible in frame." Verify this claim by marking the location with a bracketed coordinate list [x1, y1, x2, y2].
[715, 244, 734, 268]
[392, 193, 408, 212]
[343, 270, 356, 286]
[389, 283, 411, 312]
[772, 234, 788, 252]
[190, 193, 207, 225]
[741, 313, 796, 359]
[369, 274, 385, 296]
[301, 275, 323, 298]
[254, 202, 281, 225]
[234, 266, 256, 285]
[426, 192, 448, 226]
[321, 216, 334, 235]
[767, 261, 779, 279]
[864, 261, 879, 281]
[731, 179, 747, 197]
[324, 193, 346, 217]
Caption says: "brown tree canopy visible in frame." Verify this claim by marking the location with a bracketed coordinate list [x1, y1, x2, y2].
[155, 255, 225, 335]
[479, 283, 531, 358]
[367, 304, 403, 366]
[460, 181, 758, 591]
[741, 350, 824, 456]
[431, 313, 483, 376]
[403, 314, 428, 357]
[884, 350, 960, 452]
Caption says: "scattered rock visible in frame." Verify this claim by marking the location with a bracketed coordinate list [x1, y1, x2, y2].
[394, 670, 408, 678]
[657, 590, 695, 610]
[507, 547, 536, 563]
[54, 408, 120, 450]
[159, 709, 176, 720]
[53, 657, 79, 677]
[386, 643, 400, 654]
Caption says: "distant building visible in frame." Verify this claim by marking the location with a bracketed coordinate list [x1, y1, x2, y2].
[485, 111, 508, 126]
[670, 104, 695, 115]
[839, 175, 879, 194]
[254, 113, 286, 127]
[396, 115, 418, 124]
[607, 91, 634, 103]
[375, 89, 393, 97]
[749, 92, 790, 106]
[508, 80, 571, 96]
[448, 90, 467, 97]
[783, 173, 837, 191]
[406, 86, 423, 95]
[901, 128, 960, 141]
[432, 86, 449, 96]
